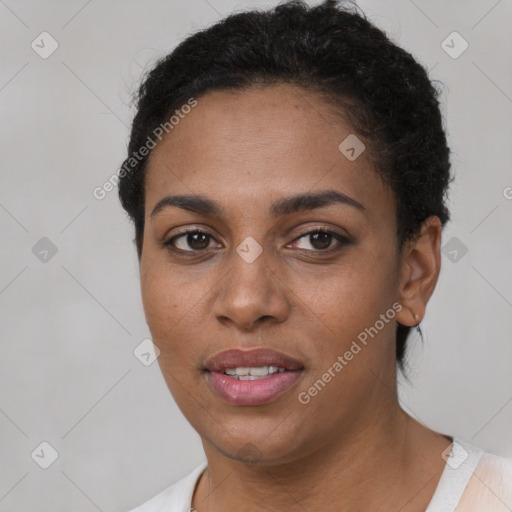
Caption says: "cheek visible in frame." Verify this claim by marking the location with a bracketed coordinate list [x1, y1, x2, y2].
[140, 264, 216, 413]
[141, 268, 172, 334]
[289, 244, 399, 364]
[298, 246, 397, 322]
[140, 262, 186, 354]
[140, 259, 212, 365]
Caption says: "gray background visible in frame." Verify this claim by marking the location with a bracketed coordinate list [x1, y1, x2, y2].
[0, 0, 511, 510]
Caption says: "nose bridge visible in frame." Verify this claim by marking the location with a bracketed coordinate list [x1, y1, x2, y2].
[214, 236, 288, 328]
[228, 236, 275, 303]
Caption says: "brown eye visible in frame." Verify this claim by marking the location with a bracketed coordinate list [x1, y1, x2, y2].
[291, 229, 349, 252]
[164, 229, 217, 252]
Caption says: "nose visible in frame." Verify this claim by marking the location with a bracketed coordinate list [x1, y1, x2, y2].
[213, 242, 290, 331]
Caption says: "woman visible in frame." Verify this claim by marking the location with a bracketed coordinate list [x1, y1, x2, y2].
[119, 1, 512, 510]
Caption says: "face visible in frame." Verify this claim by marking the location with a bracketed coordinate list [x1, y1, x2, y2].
[140, 83, 407, 466]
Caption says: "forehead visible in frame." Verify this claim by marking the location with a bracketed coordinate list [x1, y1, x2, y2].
[144, 83, 393, 221]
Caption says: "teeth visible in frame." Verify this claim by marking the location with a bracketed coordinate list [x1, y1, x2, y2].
[248, 367, 268, 376]
[223, 366, 287, 379]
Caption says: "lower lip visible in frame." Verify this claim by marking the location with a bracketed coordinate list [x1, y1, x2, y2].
[206, 370, 303, 406]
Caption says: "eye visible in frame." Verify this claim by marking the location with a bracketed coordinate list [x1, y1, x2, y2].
[289, 228, 349, 252]
[164, 229, 220, 253]
[163, 227, 351, 256]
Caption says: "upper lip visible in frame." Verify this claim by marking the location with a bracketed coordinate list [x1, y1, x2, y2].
[204, 348, 304, 372]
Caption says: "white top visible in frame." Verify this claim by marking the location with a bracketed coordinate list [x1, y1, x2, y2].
[126, 438, 512, 511]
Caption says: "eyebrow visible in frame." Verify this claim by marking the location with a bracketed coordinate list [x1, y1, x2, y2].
[150, 189, 367, 219]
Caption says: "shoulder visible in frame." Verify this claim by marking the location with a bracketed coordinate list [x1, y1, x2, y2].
[125, 461, 207, 512]
[457, 447, 512, 511]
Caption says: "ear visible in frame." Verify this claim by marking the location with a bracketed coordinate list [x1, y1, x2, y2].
[395, 215, 442, 327]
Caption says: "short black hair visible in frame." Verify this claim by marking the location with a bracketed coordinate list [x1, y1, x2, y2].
[118, 0, 452, 369]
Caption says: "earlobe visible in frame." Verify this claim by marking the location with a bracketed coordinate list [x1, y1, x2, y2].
[396, 304, 424, 328]
[395, 216, 442, 328]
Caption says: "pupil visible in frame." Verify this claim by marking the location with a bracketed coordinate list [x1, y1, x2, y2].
[311, 232, 331, 249]
[188, 232, 209, 250]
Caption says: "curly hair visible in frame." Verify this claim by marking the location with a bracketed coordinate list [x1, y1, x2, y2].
[118, 0, 452, 369]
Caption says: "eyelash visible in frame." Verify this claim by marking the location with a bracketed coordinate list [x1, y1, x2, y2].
[163, 227, 351, 256]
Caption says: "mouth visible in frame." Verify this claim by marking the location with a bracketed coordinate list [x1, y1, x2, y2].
[203, 348, 305, 406]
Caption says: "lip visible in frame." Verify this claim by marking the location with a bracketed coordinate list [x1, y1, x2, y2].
[203, 348, 305, 406]
[207, 370, 303, 406]
[203, 347, 304, 372]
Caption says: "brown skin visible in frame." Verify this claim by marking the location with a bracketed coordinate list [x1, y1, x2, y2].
[140, 83, 451, 511]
